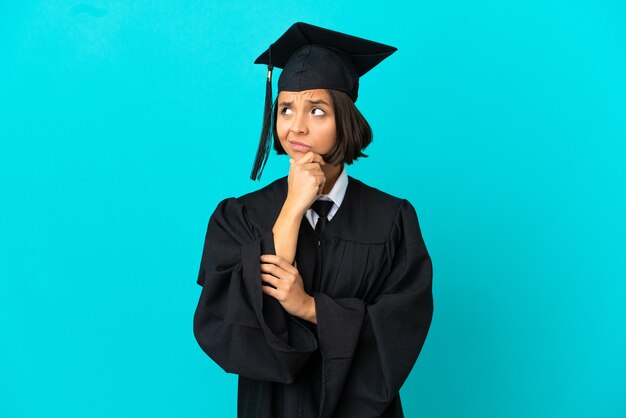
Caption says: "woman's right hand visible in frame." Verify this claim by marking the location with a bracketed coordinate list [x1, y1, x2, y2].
[285, 151, 326, 216]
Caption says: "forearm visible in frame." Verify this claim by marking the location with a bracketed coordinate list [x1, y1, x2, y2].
[272, 202, 303, 265]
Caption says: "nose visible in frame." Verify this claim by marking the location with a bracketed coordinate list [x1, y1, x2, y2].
[289, 111, 308, 135]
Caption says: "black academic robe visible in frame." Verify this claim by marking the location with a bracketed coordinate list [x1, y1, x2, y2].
[193, 175, 434, 418]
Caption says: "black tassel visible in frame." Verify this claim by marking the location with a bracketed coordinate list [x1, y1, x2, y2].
[250, 48, 274, 181]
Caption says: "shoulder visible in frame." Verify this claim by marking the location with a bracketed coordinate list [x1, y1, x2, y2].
[348, 175, 413, 214]
[238, 175, 288, 209]
[213, 176, 287, 231]
[337, 176, 417, 242]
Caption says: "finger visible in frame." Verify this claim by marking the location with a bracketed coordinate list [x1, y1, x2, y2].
[260, 261, 296, 279]
[261, 273, 280, 289]
[315, 176, 326, 194]
[313, 153, 326, 165]
[314, 173, 326, 184]
[260, 260, 294, 281]
[261, 284, 283, 301]
[293, 167, 326, 186]
[300, 162, 325, 171]
[260, 262, 282, 280]
[296, 151, 326, 166]
[261, 254, 286, 262]
[260, 255, 298, 274]
[260, 254, 284, 266]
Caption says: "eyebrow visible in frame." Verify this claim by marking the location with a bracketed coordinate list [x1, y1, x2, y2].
[278, 99, 331, 107]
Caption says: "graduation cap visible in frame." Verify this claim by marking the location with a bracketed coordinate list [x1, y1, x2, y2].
[250, 22, 397, 180]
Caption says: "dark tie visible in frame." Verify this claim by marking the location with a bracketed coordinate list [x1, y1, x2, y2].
[311, 200, 334, 239]
[311, 200, 334, 291]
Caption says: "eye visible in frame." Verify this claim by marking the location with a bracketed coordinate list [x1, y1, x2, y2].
[312, 108, 325, 116]
[281, 107, 293, 115]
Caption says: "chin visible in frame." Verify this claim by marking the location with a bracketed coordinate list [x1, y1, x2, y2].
[290, 149, 313, 158]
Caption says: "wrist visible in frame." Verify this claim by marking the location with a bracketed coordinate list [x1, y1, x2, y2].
[303, 295, 317, 324]
[281, 198, 307, 219]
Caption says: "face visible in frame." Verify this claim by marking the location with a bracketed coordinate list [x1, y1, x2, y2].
[275, 89, 337, 160]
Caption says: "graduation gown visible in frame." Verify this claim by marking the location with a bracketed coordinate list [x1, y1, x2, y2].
[193, 175, 434, 418]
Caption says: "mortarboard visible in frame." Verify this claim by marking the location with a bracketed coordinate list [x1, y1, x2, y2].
[250, 22, 397, 180]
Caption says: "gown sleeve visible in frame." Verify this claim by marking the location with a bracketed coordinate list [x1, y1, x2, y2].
[193, 197, 318, 384]
[313, 199, 434, 417]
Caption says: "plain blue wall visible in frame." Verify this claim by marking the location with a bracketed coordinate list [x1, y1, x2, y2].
[1, 1, 625, 417]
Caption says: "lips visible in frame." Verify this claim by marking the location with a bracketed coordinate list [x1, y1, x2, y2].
[289, 141, 311, 152]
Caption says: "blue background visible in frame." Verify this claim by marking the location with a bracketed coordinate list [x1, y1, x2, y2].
[1, 1, 625, 417]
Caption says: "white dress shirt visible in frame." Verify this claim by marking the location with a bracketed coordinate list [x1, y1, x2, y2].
[305, 165, 348, 229]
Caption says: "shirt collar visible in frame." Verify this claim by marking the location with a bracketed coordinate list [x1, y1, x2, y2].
[316, 164, 348, 207]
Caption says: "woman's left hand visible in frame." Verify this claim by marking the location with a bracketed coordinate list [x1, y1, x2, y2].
[260, 254, 316, 323]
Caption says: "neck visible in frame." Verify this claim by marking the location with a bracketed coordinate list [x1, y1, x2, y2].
[321, 163, 343, 195]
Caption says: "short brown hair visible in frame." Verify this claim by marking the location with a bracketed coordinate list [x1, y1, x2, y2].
[272, 89, 373, 164]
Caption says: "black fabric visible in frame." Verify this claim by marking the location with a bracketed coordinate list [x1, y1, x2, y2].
[311, 200, 334, 237]
[254, 22, 397, 103]
[311, 199, 334, 298]
[193, 175, 434, 418]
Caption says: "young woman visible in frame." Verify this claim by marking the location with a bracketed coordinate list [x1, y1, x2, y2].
[193, 22, 434, 418]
